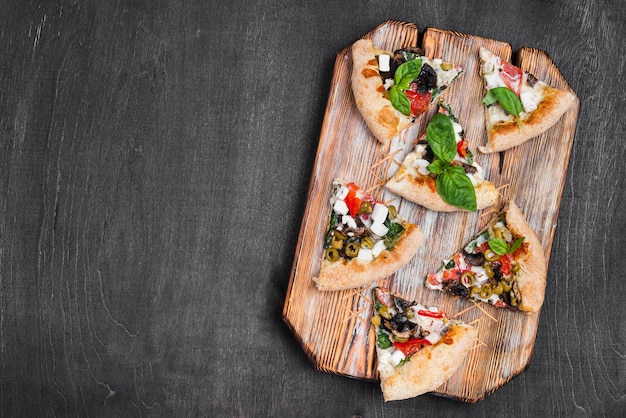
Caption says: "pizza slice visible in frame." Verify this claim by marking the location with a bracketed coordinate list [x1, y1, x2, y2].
[426, 200, 547, 313]
[372, 287, 478, 401]
[386, 103, 499, 212]
[478, 46, 576, 153]
[351, 38, 463, 146]
[314, 179, 424, 291]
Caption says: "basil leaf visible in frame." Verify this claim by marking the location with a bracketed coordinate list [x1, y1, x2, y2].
[482, 87, 523, 117]
[427, 159, 448, 175]
[426, 113, 457, 164]
[435, 165, 477, 212]
[394, 58, 423, 91]
[389, 85, 411, 116]
[509, 236, 525, 253]
[488, 238, 508, 255]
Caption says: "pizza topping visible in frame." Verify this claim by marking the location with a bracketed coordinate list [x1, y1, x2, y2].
[426, 215, 527, 310]
[377, 48, 462, 118]
[373, 287, 463, 371]
[405, 106, 485, 211]
[324, 180, 406, 263]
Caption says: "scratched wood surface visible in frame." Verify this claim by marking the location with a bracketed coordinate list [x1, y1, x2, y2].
[282, 21, 580, 402]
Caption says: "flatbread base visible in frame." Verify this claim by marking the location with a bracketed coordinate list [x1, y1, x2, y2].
[379, 324, 478, 401]
[314, 223, 424, 291]
[386, 167, 499, 212]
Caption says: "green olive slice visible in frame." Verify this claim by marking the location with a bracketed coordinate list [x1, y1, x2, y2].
[484, 249, 500, 262]
[330, 234, 344, 250]
[460, 271, 475, 287]
[360, 236, 374, 249]
[325, 248, 339, 262]
[358, 201, 373, 215]
[492, 282, 504, 295]
[501, 280, 512, 292]
[345, 242, 359, 258]
[480, 283, 493, 299]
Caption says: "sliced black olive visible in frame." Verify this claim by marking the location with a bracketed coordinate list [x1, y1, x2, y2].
[415, 64, 438, 93]
[444, 281, 469, 297]
[463, 250, 485, 266]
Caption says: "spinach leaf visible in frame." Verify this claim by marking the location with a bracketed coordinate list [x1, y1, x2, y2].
[426, 112, 456, 164]
[383, 221, 405, 249]
[435, 165, 477, 212]
[377, 332, 392, 349]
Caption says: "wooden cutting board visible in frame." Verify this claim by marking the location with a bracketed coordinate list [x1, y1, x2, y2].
[282, 20, 579, 402]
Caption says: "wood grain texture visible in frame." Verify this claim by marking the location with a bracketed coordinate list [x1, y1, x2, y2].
[283, 21, 580, 402]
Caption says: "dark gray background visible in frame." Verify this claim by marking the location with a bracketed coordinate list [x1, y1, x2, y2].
[0, 0, 624, 416]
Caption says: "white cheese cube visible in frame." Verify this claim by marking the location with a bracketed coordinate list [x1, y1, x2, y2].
[342, 215, 357, 229]
[412, 158, 430, 176]
[520, 90, 538, 113]
[372, 240, 387, 257]
[356, 248, 373, 262]
[378, 54, 391, 72]
[371, 204, 388, 223]
[335, 185, 349, 200]
[389, 349, 406, 366]
[370, 221, 389, 237]
[333, 199, 349, 215]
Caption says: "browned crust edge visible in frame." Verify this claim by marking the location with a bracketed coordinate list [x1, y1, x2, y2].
[504, 200, 547, 313]
[479, 86, 576, 153]
[351, 39, 413, 145]
[379, 324, 478, 401]
[386, 166, 499, 212]
[314, 223, 424, 291]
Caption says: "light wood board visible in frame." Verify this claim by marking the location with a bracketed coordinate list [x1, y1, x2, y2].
[282, 20, 580, 402]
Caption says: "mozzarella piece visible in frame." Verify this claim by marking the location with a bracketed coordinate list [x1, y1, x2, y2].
[370, 221, 389, 237]
[357, 248, 373, 262]
[372, 240, 387, 257]
[333, 199, 349, 215]
[378, 54, 391, 72]
[371, 203, 388, 223]
[389, 349, 406, 366]
[342, 215, 357, 229]
[412, 158, 430, 176]
[335, 185, 349, 200]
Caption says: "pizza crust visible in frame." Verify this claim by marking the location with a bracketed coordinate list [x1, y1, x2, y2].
[479, 86, 576, 153]
[314, 223, 424, 291]
[351, 39, 413, 145]
[379, 324, 478, 401]
[386, 165, 499, 212]
[503, 200, 547, 313]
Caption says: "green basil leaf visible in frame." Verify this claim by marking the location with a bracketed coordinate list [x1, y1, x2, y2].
[482, 87, 523, 116]
[389, 85, 411, 116]
[427, 159, 448, 175]
[394, 58, 423, 91]
[435, 165, 477, 212]
[508, 236, 525, 253]
[426, 113, 456, 164]
[488, 238, 508, 255]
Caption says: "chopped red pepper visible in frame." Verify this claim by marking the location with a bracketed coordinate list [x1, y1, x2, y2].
[393, 338, 432, 357]
[499, 253, 511, 276]
[343, 182, 362, 217]
[417, 309, 446, 319]
[456, 138, 468, 158]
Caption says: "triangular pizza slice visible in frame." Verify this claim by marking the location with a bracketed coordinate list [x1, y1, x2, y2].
[478, 46, 576, 153]
[351, 38, 463, 146]
[386, 103, 499, 212]
[314, 179, 424, 291]
[425, 200, 547, 313]
[372, 287, 478, 401]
